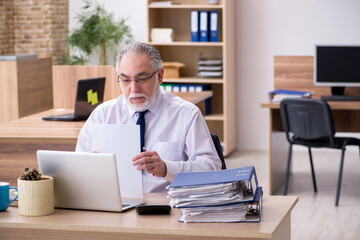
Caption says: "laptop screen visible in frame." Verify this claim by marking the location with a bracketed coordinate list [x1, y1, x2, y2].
[74, 77, 105, 120]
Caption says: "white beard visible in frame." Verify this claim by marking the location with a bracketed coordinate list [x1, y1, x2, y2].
[121, 79, 160, 112]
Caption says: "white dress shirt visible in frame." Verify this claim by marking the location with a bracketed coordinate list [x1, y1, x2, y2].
[76, 89, 221, 192]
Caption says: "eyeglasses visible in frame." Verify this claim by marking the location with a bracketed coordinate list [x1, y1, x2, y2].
[117, 69, 159, 86]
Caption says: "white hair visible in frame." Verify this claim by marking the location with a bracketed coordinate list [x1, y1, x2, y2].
[115, 41, 162, 74]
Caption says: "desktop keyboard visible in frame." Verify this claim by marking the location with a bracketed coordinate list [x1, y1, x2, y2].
[321, 95, 360, 101]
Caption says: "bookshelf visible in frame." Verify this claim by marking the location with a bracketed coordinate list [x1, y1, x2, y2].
[147, 0, 236, 156]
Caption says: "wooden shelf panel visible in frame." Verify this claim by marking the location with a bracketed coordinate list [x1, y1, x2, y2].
[172, 90, 213, 104]
[204, 113, 224, 121]
[149, 5, 223, 9]
[150, 41, 223, 47]
[163, 77, 224, 84]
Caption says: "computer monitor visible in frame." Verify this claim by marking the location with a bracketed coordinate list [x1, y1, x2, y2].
[314, 45, 360, 96]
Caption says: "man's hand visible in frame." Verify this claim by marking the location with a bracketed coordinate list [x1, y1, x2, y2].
[132, 151, 167, 177]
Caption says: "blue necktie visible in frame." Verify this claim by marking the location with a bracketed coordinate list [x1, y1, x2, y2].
[136, 110, 148, 152]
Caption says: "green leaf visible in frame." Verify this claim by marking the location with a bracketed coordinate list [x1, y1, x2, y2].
[66, 0, 133, 65]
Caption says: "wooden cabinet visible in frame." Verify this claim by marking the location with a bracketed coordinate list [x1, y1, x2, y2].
[147, 0, 236, 155]
[0, 57, 53, 123]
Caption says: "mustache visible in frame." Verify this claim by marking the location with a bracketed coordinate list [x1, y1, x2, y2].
[129, 93, 148, 100]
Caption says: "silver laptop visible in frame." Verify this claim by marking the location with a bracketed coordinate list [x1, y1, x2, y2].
[37, 150, 144, 212]
[42, 77, 105, 121]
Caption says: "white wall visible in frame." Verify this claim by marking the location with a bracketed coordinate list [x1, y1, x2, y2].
[236, 0, 360, 150]
[69, 0, 360, 151]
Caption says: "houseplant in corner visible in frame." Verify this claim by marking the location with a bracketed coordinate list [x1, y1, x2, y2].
[63, 0, 133, 65]
[17, 167, 54, 216]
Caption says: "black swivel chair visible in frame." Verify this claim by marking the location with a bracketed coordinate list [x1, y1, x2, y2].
[280, 98, 360, 206]
[210, 133, 226, 170]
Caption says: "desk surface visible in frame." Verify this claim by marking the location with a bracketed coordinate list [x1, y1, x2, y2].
[0, 109, 83, 144]
[0, 91, 213, 144]
[261, 101, 360, 110]
[0, 193, 298, 240]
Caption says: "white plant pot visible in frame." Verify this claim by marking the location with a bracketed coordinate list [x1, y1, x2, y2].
[17, 175, 54, 216]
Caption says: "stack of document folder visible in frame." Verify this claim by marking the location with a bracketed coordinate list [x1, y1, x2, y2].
[197, 58, 223, 78]
[150, 28, 174, 43]
[268, 89, 313, 102]
[179, 187, 263, 223]
[167, 166, 263, 223]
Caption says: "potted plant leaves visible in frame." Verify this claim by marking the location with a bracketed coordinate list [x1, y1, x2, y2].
[63, 0, 133, 65]
[17, 167, 54, 216]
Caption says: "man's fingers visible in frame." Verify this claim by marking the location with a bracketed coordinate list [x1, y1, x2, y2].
[131, 151, 166, 177]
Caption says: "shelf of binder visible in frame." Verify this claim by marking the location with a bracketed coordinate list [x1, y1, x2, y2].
[268, 89, 313, 102]
[167, 166, 262, 223]
[191, 10, 219, 42]
[197, 58, 223, 78]
[150, 42, 223, 47]
[150, 28, 174, 43]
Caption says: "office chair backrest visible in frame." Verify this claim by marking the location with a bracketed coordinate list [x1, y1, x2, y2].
[210, 133, 226, 170]
[280, 98, 335, 144]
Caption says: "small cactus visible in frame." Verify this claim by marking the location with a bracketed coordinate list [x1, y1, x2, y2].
[20, 167, 42, 181]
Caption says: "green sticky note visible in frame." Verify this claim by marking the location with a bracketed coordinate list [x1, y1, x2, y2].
[87, 89, 98, 105]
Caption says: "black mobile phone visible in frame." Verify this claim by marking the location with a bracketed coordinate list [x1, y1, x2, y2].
[136, 205, 171, 215]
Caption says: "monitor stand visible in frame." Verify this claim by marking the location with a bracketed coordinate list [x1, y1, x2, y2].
[331, 86, 345, 96]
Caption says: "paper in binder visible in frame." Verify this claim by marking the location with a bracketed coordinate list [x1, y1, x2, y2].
[178, 186, 263, 223]
[180, 85, 188, 92]
[197, 56, 223, 78]
[190, 11, 199, 42]
[199, 11, 209, 42]
[150, 28, 174, 43]
[209, 11, 219, 42]
[168, 166, 259, 208]
[268, 89, 313, 102]
[172, 85, 180, 92]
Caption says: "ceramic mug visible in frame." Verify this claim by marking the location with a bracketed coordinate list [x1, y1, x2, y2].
[0, 182, 18, 211]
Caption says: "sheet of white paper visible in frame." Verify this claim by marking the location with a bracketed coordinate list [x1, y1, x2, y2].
[89, 123, 143, 199]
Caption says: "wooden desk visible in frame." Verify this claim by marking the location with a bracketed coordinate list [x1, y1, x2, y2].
[0, 193, 298, 240]
[0, 109, 81, 187]
[261, 101, 360, 194]
[0, 92, 213, 187]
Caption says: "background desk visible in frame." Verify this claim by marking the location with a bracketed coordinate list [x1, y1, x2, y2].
[264, 56, 360, 194]
[0, 91, 213, 187]
[0, 193, 298, 240]
[261, 101, 360, 194]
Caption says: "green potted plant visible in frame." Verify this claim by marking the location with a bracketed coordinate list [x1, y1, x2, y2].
[17, 167, 54, 216]
[63, 0, 133, 65]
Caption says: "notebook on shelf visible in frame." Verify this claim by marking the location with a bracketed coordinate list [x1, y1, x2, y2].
[42, 77, 105, 121]
[37, 150, 144, 212]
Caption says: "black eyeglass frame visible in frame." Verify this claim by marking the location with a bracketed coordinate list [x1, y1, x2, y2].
[117, 69, 159, 85]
